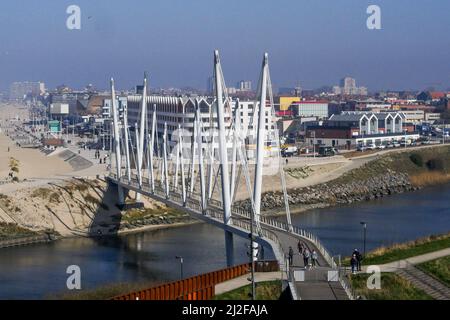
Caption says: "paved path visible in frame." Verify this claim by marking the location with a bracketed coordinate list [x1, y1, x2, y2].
[361, 248, 450, 272]
[214, 272, 284, 295]
[272, 230, 349, 300]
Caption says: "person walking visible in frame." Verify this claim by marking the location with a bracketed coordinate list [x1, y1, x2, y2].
[350, 254, 358, 274]
[288, 246, 294, 266]
[353, 249, 362, 271]
[311, 250, 318, 268]
[297, 240, 303, 255]
[303, 248, 310, 269]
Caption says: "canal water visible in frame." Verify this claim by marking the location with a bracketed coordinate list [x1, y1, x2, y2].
[0, 185, 449, 299]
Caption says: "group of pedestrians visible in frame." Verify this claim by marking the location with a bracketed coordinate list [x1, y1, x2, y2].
[287, 241, 318, 270]
[350, 249, 363, 274]
[94, 149, 108, 164]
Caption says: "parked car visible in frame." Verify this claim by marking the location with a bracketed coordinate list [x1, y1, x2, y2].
[318, 146, 337, 157]
[376, 144, 386, 150]
[357, 145, 367, 152]
[392, 142, 401, 148]
[367, 143, 377, 150]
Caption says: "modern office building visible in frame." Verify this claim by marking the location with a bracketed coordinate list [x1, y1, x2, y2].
[126, 95, 277, 157]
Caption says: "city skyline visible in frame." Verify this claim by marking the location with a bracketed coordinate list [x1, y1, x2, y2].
[0, 1, 449, 92]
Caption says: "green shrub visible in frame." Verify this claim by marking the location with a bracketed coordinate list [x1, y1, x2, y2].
[409, 153, 423, 167]
[426, 158, 444, 171]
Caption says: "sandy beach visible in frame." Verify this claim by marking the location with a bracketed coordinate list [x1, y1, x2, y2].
[0, 103, 72, 181]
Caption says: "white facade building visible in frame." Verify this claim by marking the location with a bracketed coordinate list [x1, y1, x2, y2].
[126, 96, 277, 158]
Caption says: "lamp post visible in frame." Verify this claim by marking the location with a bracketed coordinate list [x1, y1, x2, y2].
[404, 130, 407, 149]
[312, 131, 316, 158]
[360, 222, 367, 258]
[175, 256, 184, 280]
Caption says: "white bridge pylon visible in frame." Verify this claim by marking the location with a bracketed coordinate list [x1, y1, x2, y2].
[109, 50, 294, 265]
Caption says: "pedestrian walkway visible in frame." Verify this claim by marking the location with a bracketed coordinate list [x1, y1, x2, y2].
[272, 230, 349, 300]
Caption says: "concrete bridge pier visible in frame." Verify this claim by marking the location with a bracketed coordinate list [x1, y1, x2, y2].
[225, 231, 234, 267]
[117, 185, 125, 206]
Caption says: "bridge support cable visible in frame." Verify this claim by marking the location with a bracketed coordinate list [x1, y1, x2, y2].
[149, 105, 157, 193]
[135, 73, 148, 201]
[163, 122, 170, 199]
[253, 53, 269, 226]
[214, 50, 235, 267]
[110, 78, 125, 204]
[230, 99, 240, 203]
[134, 123, 143, 188]
[178, 124, 187, 205]
[174, 130, 180, 192]
[266, 68, 293, 232]
[189, 116, 197, 196]
[123, 106, 132, 183]
[195, 101, 207, 214]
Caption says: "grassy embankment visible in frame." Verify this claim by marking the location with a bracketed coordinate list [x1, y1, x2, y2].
[0, 222, 39, 240]
[344, 232, 450, 266]
[334, 145, 450, 188]
[349, 273, 432, 300]
[213, 281, 283, 300]
[121, 205, 191, 226]
[48, 280, 165, 300]
[417, 256, 450, 287]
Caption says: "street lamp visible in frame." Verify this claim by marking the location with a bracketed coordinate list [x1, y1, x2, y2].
[360, 222, 367, 258]
[175, 256, 184, 280]
[311, 131, 316, 158]
[404, 130, 407, 149]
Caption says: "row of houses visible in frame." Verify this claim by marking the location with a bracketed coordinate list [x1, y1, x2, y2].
[305, 111, 420, 149]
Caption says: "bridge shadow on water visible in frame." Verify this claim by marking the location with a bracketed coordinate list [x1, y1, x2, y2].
[85, 181, 171, 283]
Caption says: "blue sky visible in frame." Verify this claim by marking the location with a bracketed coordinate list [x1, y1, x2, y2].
[0, 0, 449, 92]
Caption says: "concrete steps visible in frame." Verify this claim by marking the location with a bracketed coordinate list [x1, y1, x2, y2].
[397, 267, 450, 300]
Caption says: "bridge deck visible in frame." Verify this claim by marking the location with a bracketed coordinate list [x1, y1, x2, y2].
[109, 175, 350, 300]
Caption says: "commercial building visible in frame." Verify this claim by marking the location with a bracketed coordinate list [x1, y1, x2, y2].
[305, 111, 419, 149]
[291, 101, 332, 119]
[49, 103, 69, 115]
[400, 110, 425, 124]
[126, 95, 277, 158]
[424, 113, 441, 123]
[278, 96, 301, 111]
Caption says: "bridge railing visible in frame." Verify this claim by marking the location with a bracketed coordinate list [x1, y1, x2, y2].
[112, 173, 336, 269]
[232, 206, 337, 269]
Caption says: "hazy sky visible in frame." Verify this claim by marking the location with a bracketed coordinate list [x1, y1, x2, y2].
[0, 0, 449, 92]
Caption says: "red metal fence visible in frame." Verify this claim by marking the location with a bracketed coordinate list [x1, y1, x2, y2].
[112, 260, 279, 301]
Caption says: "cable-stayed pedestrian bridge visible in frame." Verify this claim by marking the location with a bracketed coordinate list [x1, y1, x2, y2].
[107, 51, 353, 300]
